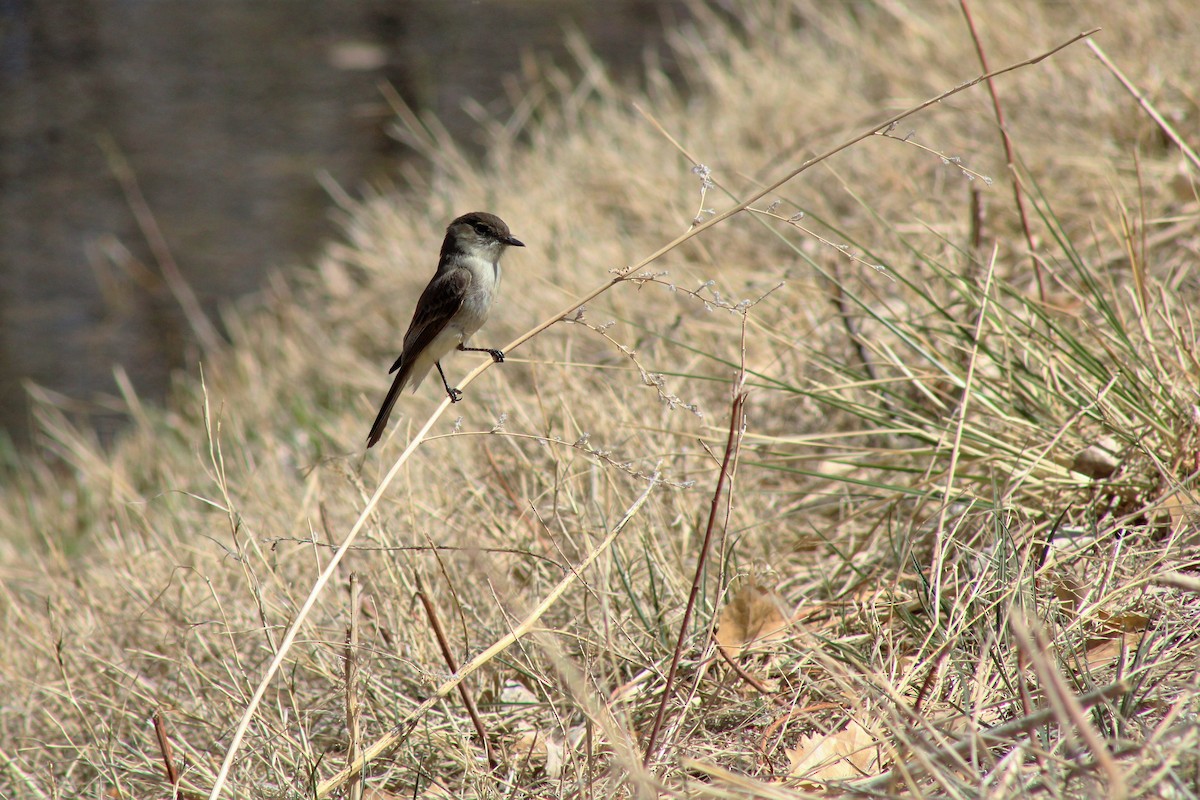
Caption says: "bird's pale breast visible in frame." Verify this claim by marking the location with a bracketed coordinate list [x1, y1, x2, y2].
[452, 254, 501, 338]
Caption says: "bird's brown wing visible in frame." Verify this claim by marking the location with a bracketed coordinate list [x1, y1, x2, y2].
[389, 267, 471, 374]
[367, 268, 472, 448]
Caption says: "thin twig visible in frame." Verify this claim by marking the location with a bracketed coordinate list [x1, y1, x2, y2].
[415, 573, 497, 771]
[829, 261, 877, 384]
[958, 1, 1045, 301]
[642, 391, 746, 765]
[715, 637, 785, 704]
[344, 574, 363, 800]
[969, 186, 984, 253]
[98, 135, 224, 357]
[152, 709, 184, 800]
[485, 26, 1098, 383]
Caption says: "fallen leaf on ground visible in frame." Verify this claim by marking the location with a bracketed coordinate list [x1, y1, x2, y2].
[1084, 610, 1149, 670]
[787, 722, 877, 785]
[716, 583, 790, 659]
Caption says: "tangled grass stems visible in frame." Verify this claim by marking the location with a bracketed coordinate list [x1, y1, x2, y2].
[209, 31, 1100, 798]
[314, 472, 661, 798]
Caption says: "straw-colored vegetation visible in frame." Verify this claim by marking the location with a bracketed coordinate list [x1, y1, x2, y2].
[3, 1, 1200, 797]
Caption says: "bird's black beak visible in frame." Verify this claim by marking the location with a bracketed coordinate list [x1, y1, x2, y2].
[504, 235, 525, 247]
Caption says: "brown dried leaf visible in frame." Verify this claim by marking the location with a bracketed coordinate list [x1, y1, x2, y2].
[1100, 610, 1150, 635]
[716, 584, 790, 659]
[1053, 573, 1086, 616]
[786, 722, 877, 784]
[1083, 631, 1140, 670]
[1084, 610, 1149, 670]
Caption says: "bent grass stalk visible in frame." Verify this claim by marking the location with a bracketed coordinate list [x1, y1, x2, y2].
[315, 471, 662, 797]
[206, 28, 1100, 799]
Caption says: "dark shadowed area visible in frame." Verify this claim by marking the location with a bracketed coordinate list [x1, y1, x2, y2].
[0, 0, 687, 446]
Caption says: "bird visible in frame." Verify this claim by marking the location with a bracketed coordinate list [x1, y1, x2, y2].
[366, 211, 524, 448]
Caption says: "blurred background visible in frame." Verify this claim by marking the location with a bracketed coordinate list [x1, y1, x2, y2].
[0, 0, 689, 447]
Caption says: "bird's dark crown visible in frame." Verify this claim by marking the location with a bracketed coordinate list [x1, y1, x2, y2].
[441, 211, 524, 258]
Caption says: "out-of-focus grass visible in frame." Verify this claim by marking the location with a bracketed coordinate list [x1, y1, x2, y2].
[2, 1, 1199, 798]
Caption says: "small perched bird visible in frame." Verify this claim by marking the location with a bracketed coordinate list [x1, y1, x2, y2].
[366, 212, 524, 448]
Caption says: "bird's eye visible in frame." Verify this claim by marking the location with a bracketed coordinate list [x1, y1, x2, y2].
[473, 223, 488, 236]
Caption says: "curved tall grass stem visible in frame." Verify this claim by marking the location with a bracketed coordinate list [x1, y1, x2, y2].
[206, 28, 1098, 798]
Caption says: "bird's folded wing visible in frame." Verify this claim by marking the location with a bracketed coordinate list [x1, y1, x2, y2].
[389, 268, 472, 374]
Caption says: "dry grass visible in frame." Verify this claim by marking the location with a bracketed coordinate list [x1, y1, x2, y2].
[3, 1, 1200, 798]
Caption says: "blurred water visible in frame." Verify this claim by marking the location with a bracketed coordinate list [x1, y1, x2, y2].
[0, 0, 685, 446]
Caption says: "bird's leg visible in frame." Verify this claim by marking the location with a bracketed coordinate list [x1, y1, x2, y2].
[458, 343, 504, 363]
[436, 362, 463, 402]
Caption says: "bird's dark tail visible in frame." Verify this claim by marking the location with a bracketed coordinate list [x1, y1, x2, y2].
[366, 366, 408, 447]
